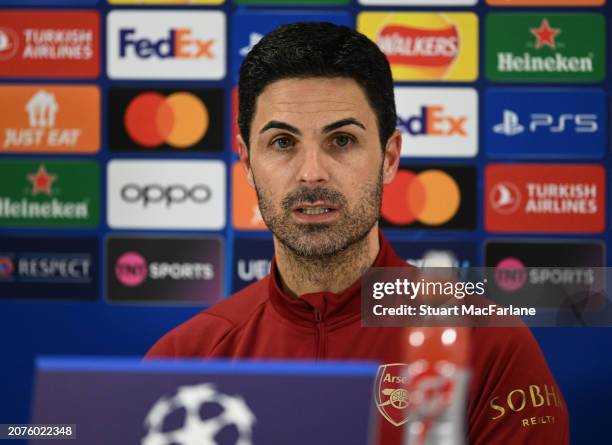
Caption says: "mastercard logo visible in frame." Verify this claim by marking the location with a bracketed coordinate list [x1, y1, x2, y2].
[124, 91, 209, 148]
[382, 169, 461, 226]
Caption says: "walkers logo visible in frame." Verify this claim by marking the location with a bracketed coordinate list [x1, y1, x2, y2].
[392, 240, 476, 269]
[107, 160, 226, 230]
[486, 13, 605, 82]
[358, 12, 478, 81]
[232, 162, 268, 231]
[0, 10, 99, 78]
[0, 85, 99, 153]
[0, 160, 99, 228]
[106, 236, 223, 304]
[108, 88, 222, 152]
[487, 0, 603, 5]
[395, 87, 477, 158]
[486, 88, 605, 159]
[485, 164, 605, 233]
[232, 237, 273, 292]
[107, 10, 225, 80]
[381, 165, 476, 230]
[0, 236, 98, 300]
[231, 10, 351, 81]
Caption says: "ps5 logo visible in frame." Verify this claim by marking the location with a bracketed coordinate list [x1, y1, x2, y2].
[493, 109, 598, 137]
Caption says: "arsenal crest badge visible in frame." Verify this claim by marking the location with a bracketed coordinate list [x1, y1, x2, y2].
[375, 363, 412, 427]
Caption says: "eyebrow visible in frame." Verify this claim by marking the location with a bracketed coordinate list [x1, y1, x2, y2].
[258, 118, 366, 135]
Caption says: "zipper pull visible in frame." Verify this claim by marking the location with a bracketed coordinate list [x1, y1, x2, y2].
[314, 309, 322, 322]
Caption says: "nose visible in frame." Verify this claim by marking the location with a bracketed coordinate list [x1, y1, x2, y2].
[295, 144, 330, 184]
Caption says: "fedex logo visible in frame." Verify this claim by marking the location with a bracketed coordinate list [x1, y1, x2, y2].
[486, 89, 605, 159]
[394, 87, 477, 158]
[398, 106, 467, 137]
[107, 11, 226, 80]
[119, 28, 214, 60]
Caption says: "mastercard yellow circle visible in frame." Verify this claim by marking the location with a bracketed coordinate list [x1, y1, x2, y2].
[165, 92, 209, 148]
[416, 170, 460, 225]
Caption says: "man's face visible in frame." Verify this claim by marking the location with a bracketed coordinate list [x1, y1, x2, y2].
[239, 77, 400, 259]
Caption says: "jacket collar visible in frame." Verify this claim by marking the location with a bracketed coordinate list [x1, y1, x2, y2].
[268, 230, 408, 326]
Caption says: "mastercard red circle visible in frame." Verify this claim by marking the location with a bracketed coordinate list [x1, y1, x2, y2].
[124, 92, 174, 148]
[124, 92, 208, 149]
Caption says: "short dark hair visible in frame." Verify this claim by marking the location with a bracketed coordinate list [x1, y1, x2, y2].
[238, 22, 397, 151]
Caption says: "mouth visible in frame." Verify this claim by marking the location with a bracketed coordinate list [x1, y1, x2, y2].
[291, 202, 340, 222]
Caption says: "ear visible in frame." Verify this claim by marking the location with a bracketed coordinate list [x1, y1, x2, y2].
[237, 133, 255, 188]
[382, 129, 401, 185]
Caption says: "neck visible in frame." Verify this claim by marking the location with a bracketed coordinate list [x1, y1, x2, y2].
[274, 226, 381, 298]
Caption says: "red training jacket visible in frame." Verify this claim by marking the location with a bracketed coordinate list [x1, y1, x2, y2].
[146, 231, 569, 445]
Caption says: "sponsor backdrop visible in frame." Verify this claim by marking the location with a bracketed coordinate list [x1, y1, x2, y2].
[0, 0, 611, 443]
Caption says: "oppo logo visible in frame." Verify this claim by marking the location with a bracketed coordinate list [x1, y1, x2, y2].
[120, 183, 211, 207]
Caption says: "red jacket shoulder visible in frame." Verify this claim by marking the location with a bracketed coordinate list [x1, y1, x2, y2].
[144, 277, 270, 358]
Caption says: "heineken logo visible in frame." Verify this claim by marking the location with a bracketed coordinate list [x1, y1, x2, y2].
[0, 160, 99, 228]
[486, 13, 605, 82]
[530, 19, 560, 50]
[28, 165, 56, 196]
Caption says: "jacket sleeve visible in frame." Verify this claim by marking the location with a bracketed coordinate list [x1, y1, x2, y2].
[144, 312, 234, 359]
[467, 327, 569, 444]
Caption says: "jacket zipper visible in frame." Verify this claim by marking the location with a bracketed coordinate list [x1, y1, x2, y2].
[314, 309, 326, 359]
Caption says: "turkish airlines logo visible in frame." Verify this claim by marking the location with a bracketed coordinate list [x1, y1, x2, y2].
[107, 11, 225, 80]
[124, 92, 209, 148]
[0, 27, 18, 61]
[0, 11, 99, 78]
[377, 24, 459, 67]
[485, 164, 605, 233]
[489, 182, 521, 215]
[107, 160, 226, 230]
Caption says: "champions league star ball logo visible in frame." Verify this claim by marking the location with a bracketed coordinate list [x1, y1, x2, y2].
[141, 383, 256, 445]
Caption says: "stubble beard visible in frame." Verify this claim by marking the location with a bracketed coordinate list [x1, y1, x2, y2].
[254, 169, 383, 261]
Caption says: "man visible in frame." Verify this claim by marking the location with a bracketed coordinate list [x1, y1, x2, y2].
[146, 22, 569, 444]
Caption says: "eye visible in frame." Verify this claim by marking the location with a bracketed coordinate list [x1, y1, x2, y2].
[270, 136, 295, 151]
[332, 133, 355, 148]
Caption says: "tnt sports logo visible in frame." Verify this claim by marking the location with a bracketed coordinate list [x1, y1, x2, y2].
[494, 258, 528, 292]
[115, 251, 147, 287]
[382, 170, 460, 226]
[124, 92, 209, 149]
[489, 182, 521, 215]
[0, 27, 18, 61]
[358, 12, 478, 81]
[107, 11, 226, 80]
